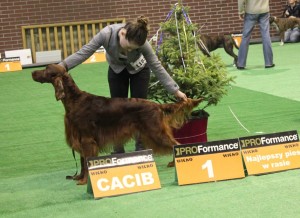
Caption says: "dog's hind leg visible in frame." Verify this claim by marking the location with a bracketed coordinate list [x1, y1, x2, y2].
[141, 125, 179, 167]
[197, 41, 211, 57]
[223, 37, 238, 65]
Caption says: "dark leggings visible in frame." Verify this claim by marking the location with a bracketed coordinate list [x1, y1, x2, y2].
[108, 66, 150, 153]
[108, 66, 150, 99]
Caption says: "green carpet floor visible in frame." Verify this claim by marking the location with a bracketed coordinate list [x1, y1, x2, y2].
[0, 42, 300, 218]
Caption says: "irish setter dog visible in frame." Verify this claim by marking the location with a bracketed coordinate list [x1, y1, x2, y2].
[32, 64, 201, 185]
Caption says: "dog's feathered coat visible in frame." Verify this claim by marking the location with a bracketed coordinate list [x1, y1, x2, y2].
[32, 64, 201, 185]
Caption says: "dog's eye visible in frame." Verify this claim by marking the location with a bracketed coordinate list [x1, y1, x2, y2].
[44, 70, 57, 79]
[46, 69, 57, 77]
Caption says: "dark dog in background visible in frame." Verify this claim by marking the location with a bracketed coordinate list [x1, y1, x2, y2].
[198, 34, 239, 65]
[269, 16, 300, 45]
[32, 64, 201, 185]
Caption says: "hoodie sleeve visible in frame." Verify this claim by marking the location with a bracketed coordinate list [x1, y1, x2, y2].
[58, 26, 111, 70]
[238, 0, 246, 15]
[140, 41, 180, 94]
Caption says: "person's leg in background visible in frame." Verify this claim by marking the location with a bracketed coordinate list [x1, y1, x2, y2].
[258, 12, 274, 67]
[284, 28, 292, 42]
[237, 13, 257, 68]
[108, 67, 130, 154]
[129, 66, 151, 151]
[289, 28, 300, 42]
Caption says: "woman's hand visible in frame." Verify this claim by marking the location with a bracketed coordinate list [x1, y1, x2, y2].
[239, 13, 245, 20]
[174, 90, 187, 101]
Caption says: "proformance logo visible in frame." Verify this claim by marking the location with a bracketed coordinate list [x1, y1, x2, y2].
[87, 150, 154, 170]
[240, 130, 299, 149]
[174, 139, 240, 158]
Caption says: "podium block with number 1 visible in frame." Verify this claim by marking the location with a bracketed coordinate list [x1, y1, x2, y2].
[174, 139, 245, 185]
[0, 61, 22, 73]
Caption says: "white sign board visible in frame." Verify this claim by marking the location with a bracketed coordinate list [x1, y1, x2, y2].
[5, 49, 32, 65]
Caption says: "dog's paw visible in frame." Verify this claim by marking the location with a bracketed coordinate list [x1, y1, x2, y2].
[73, 174, 84, 180]
[167, 161, 175, 167]
[280, 42, 284, 46]
[77, 178, 87, 185]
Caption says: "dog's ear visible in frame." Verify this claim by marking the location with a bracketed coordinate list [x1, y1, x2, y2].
[53, 77, 65, 101]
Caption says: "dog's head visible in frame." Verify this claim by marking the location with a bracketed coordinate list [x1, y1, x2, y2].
[269, 16, 280, 31]
[269, 16, 279, 26]
[160, 98, 204, 129]
[269, 16, 276, 24]
[32, 64, 66, 83]
[32, 64, 67, 101]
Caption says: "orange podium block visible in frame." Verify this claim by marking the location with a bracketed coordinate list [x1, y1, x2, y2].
[83, 52, 106, 64]
[240, 130, 300, 175]
[0, 57, 22, 73]
[87, 150, 161, 199]
[174, 139, 245, 185]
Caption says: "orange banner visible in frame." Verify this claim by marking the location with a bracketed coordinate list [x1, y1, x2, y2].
[89, 163, 161, 198]
[240, 130, 300, 175]
[242, 142, 300, 175]
[87, 150, 161, 199]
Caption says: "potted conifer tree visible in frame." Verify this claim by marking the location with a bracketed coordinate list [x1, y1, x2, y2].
[148, 2, 235, 143]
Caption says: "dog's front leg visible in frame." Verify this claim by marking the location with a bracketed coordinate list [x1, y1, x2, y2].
[72, 156, 85, 181]
[167, 160, 175, 167]
[280, 40, 284, 46]
[167, 142, 180, 167]
[77, 138, 99, 185]
[76, 157, 88, 185]
[280, 32, 284, 46]
[167, 140, 180, 167]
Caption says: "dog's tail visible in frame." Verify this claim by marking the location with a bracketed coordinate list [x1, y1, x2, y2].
[159, 98, 202, 129]
[197, 40, 211, 57]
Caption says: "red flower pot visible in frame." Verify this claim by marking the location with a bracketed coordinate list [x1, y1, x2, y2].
[173, 110, 209, 144]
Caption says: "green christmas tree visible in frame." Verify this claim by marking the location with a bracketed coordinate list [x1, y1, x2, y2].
[148, 2, 235, 110]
